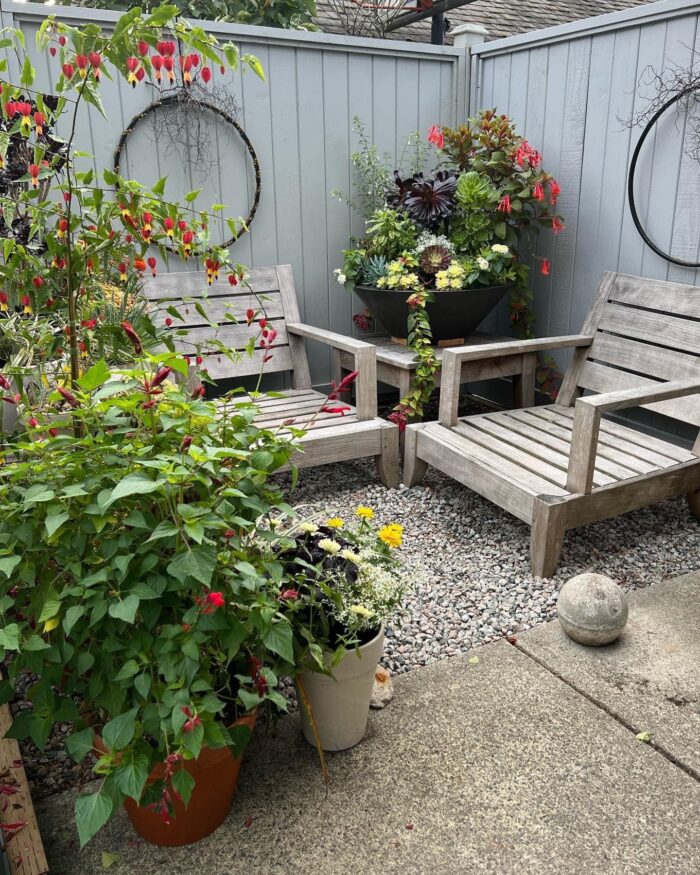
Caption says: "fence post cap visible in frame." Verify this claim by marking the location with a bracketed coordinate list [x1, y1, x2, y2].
[451, 23, 489, 49]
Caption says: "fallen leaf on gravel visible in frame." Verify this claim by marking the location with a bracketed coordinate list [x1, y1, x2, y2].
[405, 822, 414, 830]
[636, 731, 653, 744]
[244, 815, 253, 828]
[468, 656, 480, 665]
[102, 851, 121, 868]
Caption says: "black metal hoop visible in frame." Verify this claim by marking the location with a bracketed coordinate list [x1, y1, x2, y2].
[627, 85, 700, 269]
[113, 93, 261, 252]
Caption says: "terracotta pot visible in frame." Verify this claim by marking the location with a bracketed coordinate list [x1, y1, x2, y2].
[298, 626, 384, 751]
[108, 712, 255, 847]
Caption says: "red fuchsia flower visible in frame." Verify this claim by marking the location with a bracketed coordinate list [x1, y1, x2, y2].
[0, 292, 8, 312]
[62, 62, 74, 78]
[540, 258, 551, 276]
[163, 56, 175, 82]
[118, 262, 128, 282]
[32, 276, 44, 290]
[163, 216, 174, 237]
[75, 54, 88, 77]
[182, 55, 193, 84]
[162, 40, 177, 57]
[136, 67, 146, 83]
[137, 40, 149, 56]
[228, 272, 238, 287]
[4, 101, 17, 118]
[147, 256, 157, 276]
[549, 179, 561, 205]
[532, 182, 544, 201]
[497, 195, 512, 214]
[259, 318, 267, 329]
[57, 217, 68, 237]
[220, 65, 226, 75]
[280, 589, 299, 601]
[190, 54, 200, 68]
[201, 66, 212, 84]
[427, 124, 444, 150]
[552, 217, 565, 234]
[121, 320, 143, 354]
[58, 386, 79, 408]
[33, 111, 45, 136]
[18, 103, 32, 131]
[20, 295, 31, 314]
[182, 230, 195, 257]
[88, 52, 102, 79]
[205, 257, 220, 284]
[142, 211, 152, 231]
[151, 54, 163, 82]
[28, 164, 40, 188]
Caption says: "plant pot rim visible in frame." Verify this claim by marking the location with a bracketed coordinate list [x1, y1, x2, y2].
[355, 282, 512, 295]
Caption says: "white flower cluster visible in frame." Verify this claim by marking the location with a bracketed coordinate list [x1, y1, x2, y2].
[329, 548, 409, 633]
[491, 244, 510, 255]
[414, 232, 455, 257]
[333, 268, 347, 285]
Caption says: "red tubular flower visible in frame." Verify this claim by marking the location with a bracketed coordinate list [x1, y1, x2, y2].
[165, 317, 173, 327]
[228, 272, 238, 287]
[246, 308, 255, 324]
[58, 35, 67, 47]
[182, 230, 194, 257]
[121, 320, 143, 354]
[540, 258, 551, 276]
[57, 218, 68, 237]
[136, 67, 145, 82]
[337, 369, 359, 393]
[280, 589, 299, 601]
[178, 220, 187, 232]
[147, 256, 157, 276]
[20, 295, 31, 314]
[163, 56, 175, 83]
[18, 103, 32, 131]
[163, 217, 174, 238]
[151, 366, 172, 388]
[182, 55, 193, 84]
[27, 417, 38, 428]
[201, 66, 212, 84]
[75, 54, 88, 77]
[497, 195, 512, 214]
[552, 217, 565, 234]
[191, 385, 206, 399]
[137, 40, 149, 56]
[532, 182, 544, 201]
[0, 292, 8, 312]
[427, 124, 444, 150]
[32, 276, 44, 290]
[388, 406, 409, 433]
[151, 54, 163, 82]
[28, 164, 40, 188]
[48, 427, 58, 438]
[118, 262, 128, 282]
[33, 111, 45, 136]
[205, 258, 220, 284]
[126, 56, 139, 87]
[162, 41, 176, 57]
[4, 101, 17, 118]
[549, 179, 561, 205]
[58, 386, 79, 408]
[49, 46, 56, 57]
[249, 656, 268, 697]
[180, 435, 193, 452]
[88, 51, 102, 80]
[79, 340, 88, 359]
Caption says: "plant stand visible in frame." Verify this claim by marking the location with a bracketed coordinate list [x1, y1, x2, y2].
[333, 332, 537, 435]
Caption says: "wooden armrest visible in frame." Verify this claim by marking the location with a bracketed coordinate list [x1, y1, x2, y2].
[566, 379, 700, 494]
[286, 322, 375, 355]
[437, 334, 594, 426]
[441, 334, 594, 364]
[286, 322, 378, 421]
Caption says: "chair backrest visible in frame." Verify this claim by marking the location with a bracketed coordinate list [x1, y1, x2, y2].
[142, 264, 309, 383]
[558, 272, 700, 426]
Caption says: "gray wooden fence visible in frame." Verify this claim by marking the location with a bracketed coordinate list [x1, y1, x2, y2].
[471, 0, 700, 415]
[2, 0, 467, 384]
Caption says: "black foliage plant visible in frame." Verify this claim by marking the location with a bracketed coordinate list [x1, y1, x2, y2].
[388, 170, 458, 230]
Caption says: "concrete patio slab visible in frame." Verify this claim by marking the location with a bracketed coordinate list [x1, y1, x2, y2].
[37, 638, 700, 875]
[518, 570, 700, 776]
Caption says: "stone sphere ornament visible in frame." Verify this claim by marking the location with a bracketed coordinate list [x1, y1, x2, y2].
[557, 573, 628, 646]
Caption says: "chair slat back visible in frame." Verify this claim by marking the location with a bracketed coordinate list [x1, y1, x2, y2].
[142, 265, 307, 383]
[573, 273, 700, 425]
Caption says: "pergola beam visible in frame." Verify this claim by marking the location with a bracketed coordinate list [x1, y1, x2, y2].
[385, 0, 480, 34]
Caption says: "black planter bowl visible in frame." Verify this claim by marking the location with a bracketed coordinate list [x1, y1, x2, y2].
[354, 283, 512, 343]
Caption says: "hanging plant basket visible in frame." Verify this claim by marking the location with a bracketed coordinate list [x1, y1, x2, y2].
[354, 283, 512, 343]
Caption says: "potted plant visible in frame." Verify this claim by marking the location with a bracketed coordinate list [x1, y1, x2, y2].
[278, 509, 409, 751]
[336, 112, 565, 425]
[0, 349, 299, 847]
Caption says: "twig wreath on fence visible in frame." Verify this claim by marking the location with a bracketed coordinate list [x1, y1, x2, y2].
[113, 90, 261, 254]
[624, 53, 700, 268]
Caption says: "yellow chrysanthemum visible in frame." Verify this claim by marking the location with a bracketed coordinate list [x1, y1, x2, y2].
[326, 517, 344, 529]
[349, 605, 373, 618]
[340, 548, 361, 564]
[318, 538, 341, 554]
[355, 506, 374, 520]
[378, 524, 403, 549]
[299, 522, 318, 534]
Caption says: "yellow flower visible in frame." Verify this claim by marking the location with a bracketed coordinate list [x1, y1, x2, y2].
[299, 522, 318, 534]
[318, 538, 341, 554]
[378, 524, 403, 549]
[356, 506, 374, 520]
[349, 605, 373, 619]
[326, 517, 344, 529]
[341, 548, 361, 564]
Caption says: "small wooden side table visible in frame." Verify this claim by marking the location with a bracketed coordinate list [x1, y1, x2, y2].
[333, 333, 537, 414]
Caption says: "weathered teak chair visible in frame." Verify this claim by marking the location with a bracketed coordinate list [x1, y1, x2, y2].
[144, 264, 399, 487]
[404, 272, 700, 576]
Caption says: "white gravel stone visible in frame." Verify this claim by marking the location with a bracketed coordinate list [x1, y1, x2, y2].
[279, 457, 700, 675]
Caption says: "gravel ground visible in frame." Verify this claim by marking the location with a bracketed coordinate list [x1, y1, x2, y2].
[12, 396, 700, 797]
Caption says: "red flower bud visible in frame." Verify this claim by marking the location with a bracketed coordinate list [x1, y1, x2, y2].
[58, 386, 79, 408]
[151, 366, 172, 388]
[58, 35, 67, 47]
[49, 427, 58, 437]
[180, 435, 193, 452]
[137, 40, 149, 56]
[165, 317, 173, 327]
[201, 66, 212, 84]
[126, 56, 139, 73]
[62, 63, 74, 79]
[32, 276, 44, 289]
[121, 320, 143, 354]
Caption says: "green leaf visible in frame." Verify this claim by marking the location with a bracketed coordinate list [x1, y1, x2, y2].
[114, 659, 139, 682]
[0, 556, 20, 578]
[38, 593, 60, 623]
[146, 521, 179, 542]
[171, 768, 195, 807]
[76, 789, 115, 848]
[167, 547, 216, 586]
[263, 622, 294, 664]
[103, 476, 165, 508]
[65, 727, 95, 763]
[152, 176, 167, 196]
[115, 754, 150, 803]
[102, 851, 121, 869]
[78, 359, 110, 391]
[0, 624, 20, 651]
[108, 595, 139, 624]
[63, 605, 85, 635]
[184, 188, 202, 203]
[45, 510, 70, 537]
[20, 54, 35, 87]
[245, 54, 265, 81]
[134, 672, 151, 700]
[101, 708, 138, 752]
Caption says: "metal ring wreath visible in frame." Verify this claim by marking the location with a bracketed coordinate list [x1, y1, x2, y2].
[113, 93, 261, 252]
[627, 85, 700, 269]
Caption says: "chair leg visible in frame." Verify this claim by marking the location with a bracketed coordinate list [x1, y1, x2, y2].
[403, 424, 428, 487]
[530, 498, 567, 578]
[688, 489, 700, 521]
[376, 426, 400, 489]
